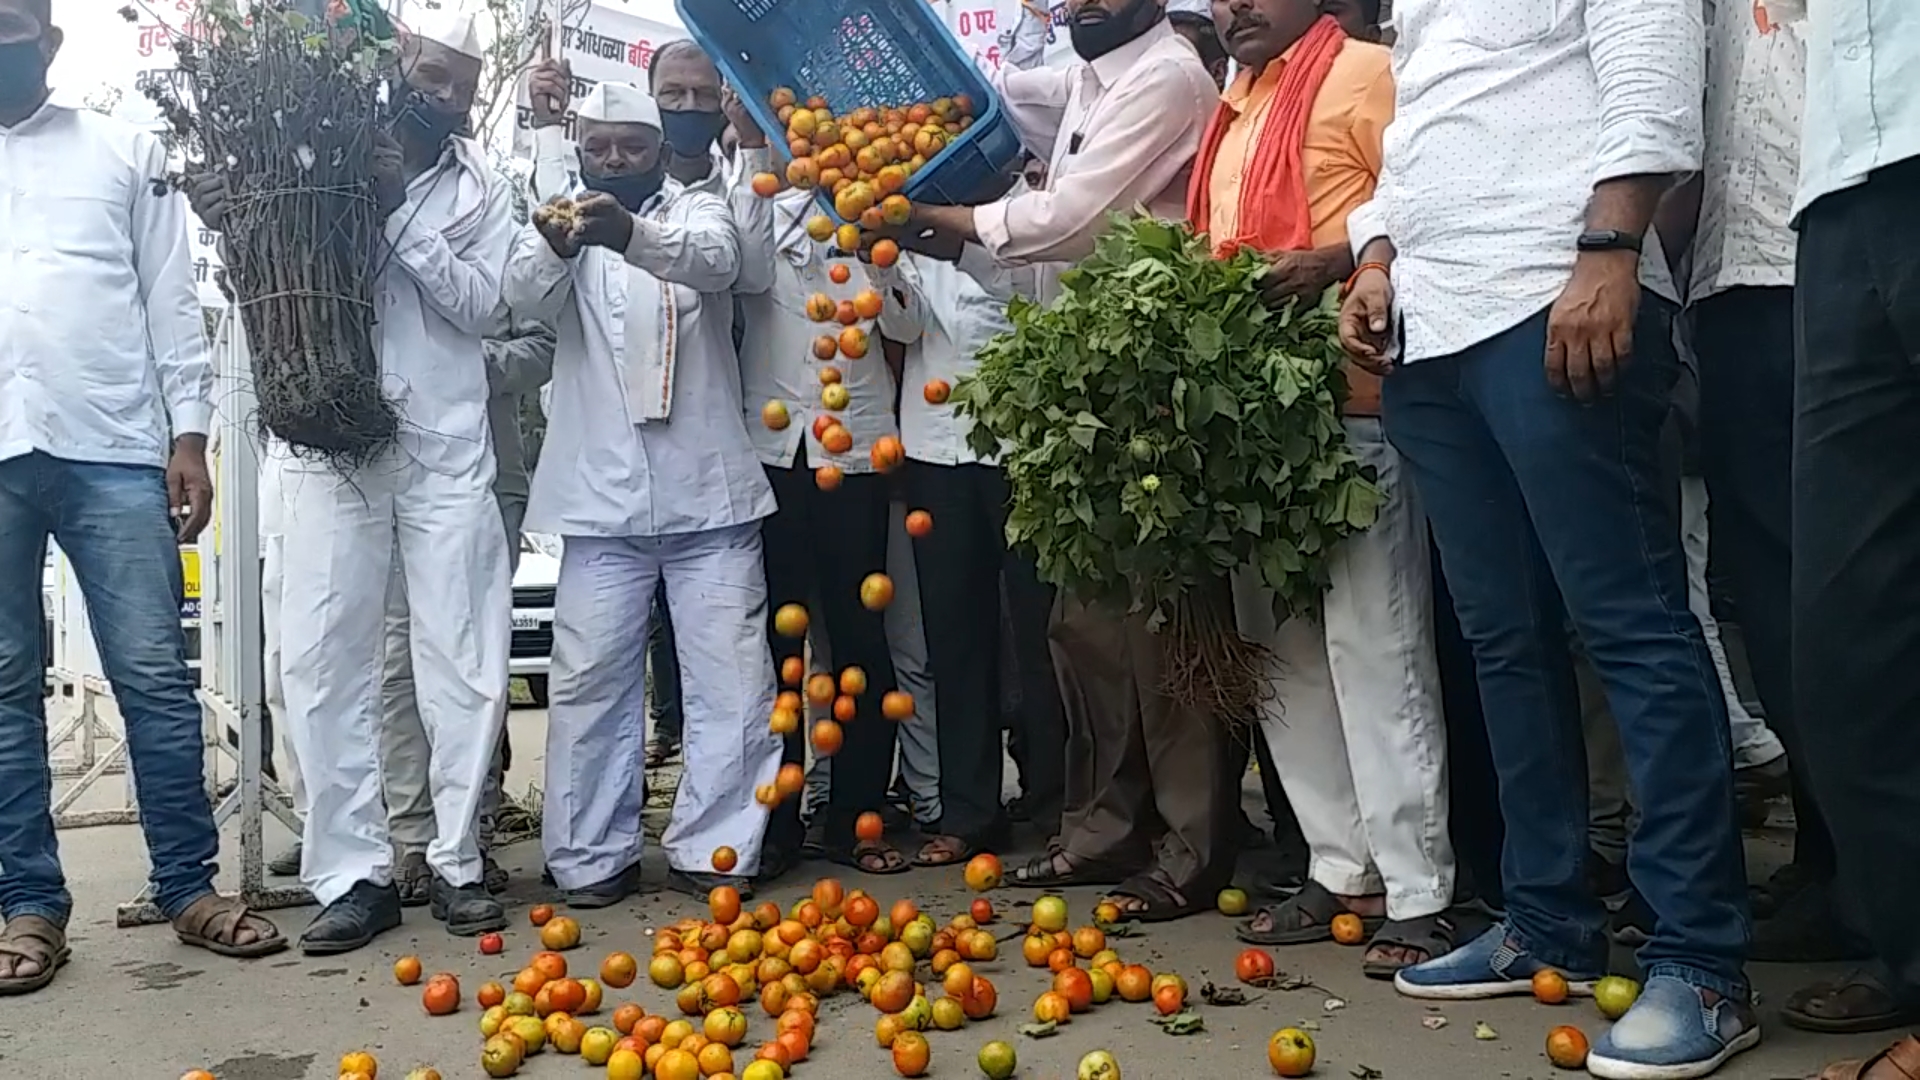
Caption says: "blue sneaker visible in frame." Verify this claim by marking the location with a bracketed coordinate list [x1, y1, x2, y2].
[1587, 975, 1760, 1079]
[1394, 923, 1600, 1000]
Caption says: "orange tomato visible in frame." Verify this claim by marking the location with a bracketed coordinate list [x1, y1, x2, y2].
[811, 719, 845, 756]
[1034, 990, 1072, 1024]
[711, 886, 744, 925]
[881, 690, 915, 721]
[394, 955, 424, 985]
[1235, 947, 1276, 985]
[1546, 1025, 1591, 1069]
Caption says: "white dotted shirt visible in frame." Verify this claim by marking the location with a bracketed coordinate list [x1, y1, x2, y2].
[1346, 0, 1705, 363]
[1691, 0, 1806, 301]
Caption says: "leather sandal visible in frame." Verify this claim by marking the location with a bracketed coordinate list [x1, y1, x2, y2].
[173, 893, 289, 959]
[1816, 1036, 1920, 1080]
[0, 916, 69, 996]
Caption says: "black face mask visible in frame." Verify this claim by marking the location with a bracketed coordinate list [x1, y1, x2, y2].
[1068, 0, 1162, 61]
[392, 87, 465, 145]
[582, 164, 666, 212]
[659, 109, 728, 157]
[0, 41, 49, 108]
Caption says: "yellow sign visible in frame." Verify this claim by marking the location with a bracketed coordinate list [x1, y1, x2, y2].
[180, 549, 202, 622]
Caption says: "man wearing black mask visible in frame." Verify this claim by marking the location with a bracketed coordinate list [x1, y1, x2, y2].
[188, 8, 517, 956]
[513, 79, 782, 906]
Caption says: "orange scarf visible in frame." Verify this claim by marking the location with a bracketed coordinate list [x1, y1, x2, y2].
[1187, 16, 1347, 255]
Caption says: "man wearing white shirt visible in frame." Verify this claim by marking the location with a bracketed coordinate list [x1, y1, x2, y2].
[1676, 0, 1849, 970]
[514, 80, 782, 903]
[1336, 1, 1757, 1076]
[870, 238, 1067, 864]
[737, 183, 909, 877]
[1785, 5, 1920, 1076]
[192, 12, 517, 953]
[0, 0, 288, 993]
[901, 0, 1224, 919]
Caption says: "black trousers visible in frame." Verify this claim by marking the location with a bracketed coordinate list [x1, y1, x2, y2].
[1695, 285, 1833, 879]
[906, 461, 1064, 840]
[761, 459, 899, 850]
[1793, 158, 1920, 1006]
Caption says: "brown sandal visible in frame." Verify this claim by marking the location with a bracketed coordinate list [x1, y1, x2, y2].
[173, 893, 289, 959]
[1816, 1036, 1920, 1080]
[0, 916, 69, 996]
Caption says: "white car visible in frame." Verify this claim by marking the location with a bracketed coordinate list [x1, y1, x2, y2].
[511, 533, 561, 706]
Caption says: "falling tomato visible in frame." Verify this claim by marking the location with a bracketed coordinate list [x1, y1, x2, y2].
[811, 719, 845, 756]
[904, 509, 933, 537]
[922, 379, 951, 405]
[860, 573, 895, 611]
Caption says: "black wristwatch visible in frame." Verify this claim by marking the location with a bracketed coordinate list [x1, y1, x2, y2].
[1577, 229, 1643, 254]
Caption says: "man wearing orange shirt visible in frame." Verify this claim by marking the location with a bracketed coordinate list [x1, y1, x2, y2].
[1192, 0, 1456, 976]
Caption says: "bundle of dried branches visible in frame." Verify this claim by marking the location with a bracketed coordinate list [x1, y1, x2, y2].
[147, 0, 398, 469]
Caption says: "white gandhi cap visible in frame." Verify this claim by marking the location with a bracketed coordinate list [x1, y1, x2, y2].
[409, 5, 485, 60]
[1165, 0, 1211, 15]
[576, 82, 662, 128]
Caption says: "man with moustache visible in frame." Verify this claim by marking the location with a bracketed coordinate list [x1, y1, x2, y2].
[190, 8, 516, 954]
[0, 0, 289, 993]
[899, 0, 1221, 920]
[1193, 0, 1455, 975]
[514, 80, 782, 904]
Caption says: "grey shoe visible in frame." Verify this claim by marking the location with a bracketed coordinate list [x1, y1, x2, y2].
[429, 875, 508, 936]
[566, 863, 642, 910]
[482, 854, 508, 895]
[395, 849, 433, 908]
[268, 843, 302, 878]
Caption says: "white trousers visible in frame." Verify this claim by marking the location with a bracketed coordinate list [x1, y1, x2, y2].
[542, 525, 783, 888]
[1681, 477, 1784, 770]
[381, 496, 523, 854]
[1235, 419, 1455, 919]
[260, 532, 306, 818]
[280, 452, 512, 906]
[802, 502, 942, 824]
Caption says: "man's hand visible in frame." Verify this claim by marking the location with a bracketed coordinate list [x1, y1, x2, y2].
[528, 58, 572, 129]
[1545, 250, 1640, 401]
[1337, 265, 1396, 376]
[571, 192, 636, 252]
[183, 172, 231, 232]
[167, 434, 213, 543]
[722, 85, 767, 150]
[371, 132, 407, 221]
[531, 197, 581, 259]
[1260, 248, 1347, 309]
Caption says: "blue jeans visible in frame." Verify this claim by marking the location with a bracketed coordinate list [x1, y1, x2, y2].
[1382, 309, 1749, 995]
[0, 451, 220, 924]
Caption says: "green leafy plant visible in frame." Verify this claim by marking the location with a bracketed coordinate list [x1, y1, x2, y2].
[956, 216, 1382, 715]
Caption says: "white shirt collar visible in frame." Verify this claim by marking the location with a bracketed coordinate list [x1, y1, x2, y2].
[1088, 18, 1177, 90]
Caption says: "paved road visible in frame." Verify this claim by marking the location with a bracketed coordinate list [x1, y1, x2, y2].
[15, 705, 1885, 1079]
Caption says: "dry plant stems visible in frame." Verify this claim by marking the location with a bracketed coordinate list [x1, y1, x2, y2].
[147, 0, 398, 470]
[1161, 587, 1268, 730]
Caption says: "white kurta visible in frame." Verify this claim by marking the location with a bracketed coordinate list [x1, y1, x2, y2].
[279, 138, 515, 906]
[504, 179, 782, 885]
[736, 190, 900, 474]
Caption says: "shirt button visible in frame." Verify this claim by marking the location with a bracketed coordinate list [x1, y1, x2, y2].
[1845, 45, 1861, 59]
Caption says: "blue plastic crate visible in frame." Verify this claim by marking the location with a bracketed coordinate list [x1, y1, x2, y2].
[674, 0, 1024, 218]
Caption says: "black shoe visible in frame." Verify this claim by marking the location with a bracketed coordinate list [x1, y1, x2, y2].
[300, 880, 402, 956]
[667, 869, 755, 901]
[565, 864, 642, 910]
[1608, 887, 1655, 946]
[430, 875, 509, 936]
[1751, 882, 1873, 962]
[268, 843, 302, 878]
[1750, 862, 1821, 922]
